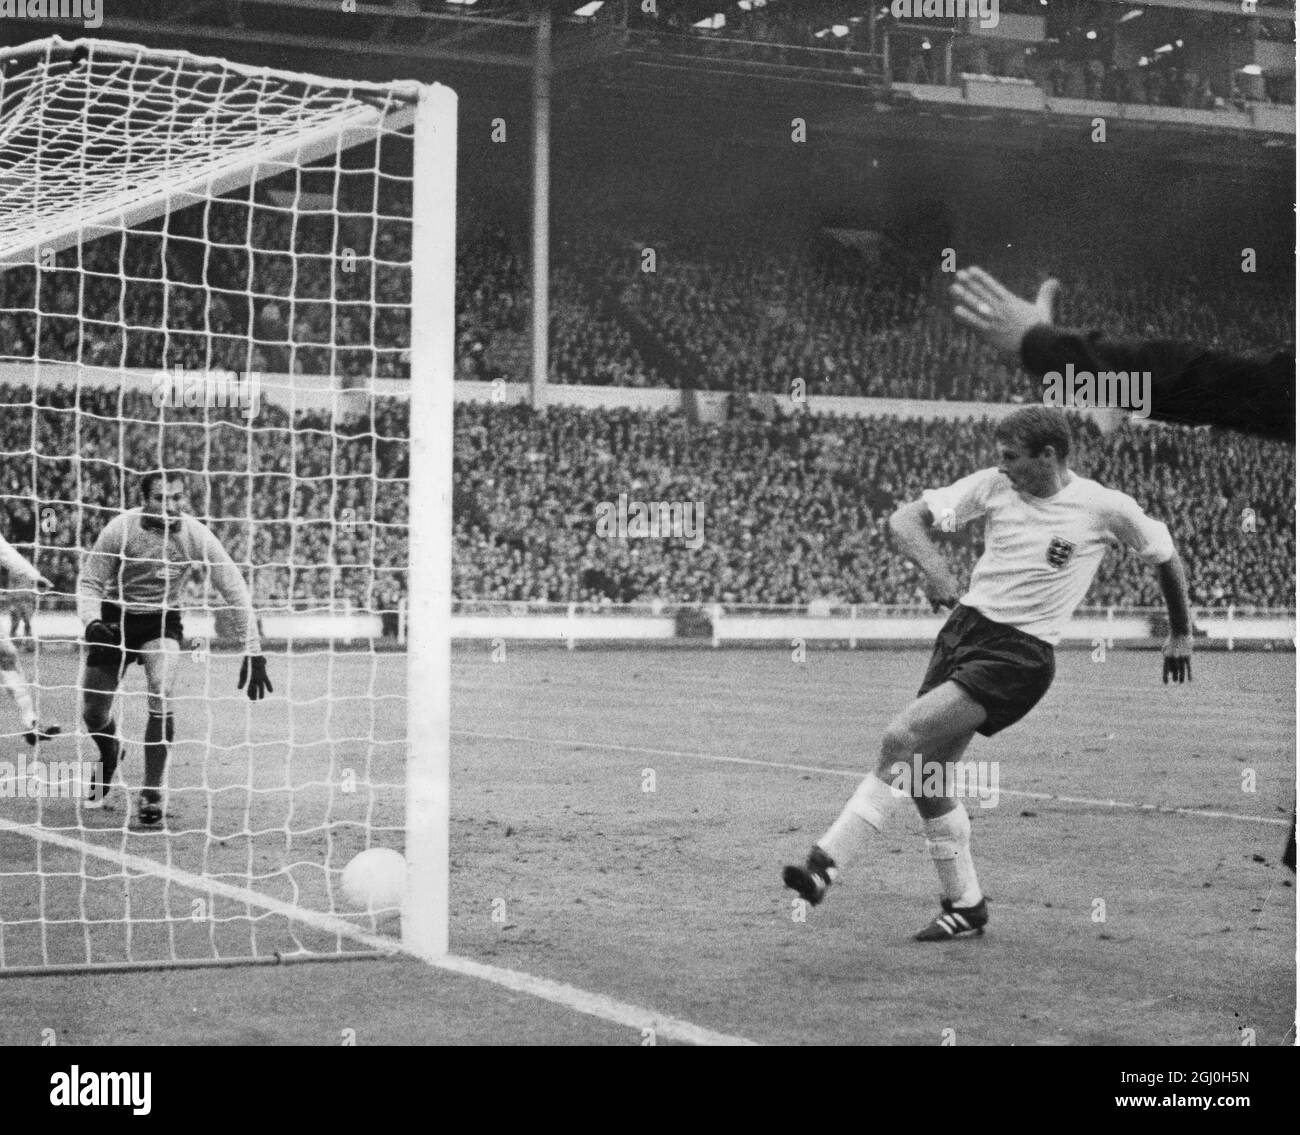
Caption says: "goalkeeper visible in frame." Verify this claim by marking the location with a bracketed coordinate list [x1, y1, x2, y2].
[79, 471, 272, 827]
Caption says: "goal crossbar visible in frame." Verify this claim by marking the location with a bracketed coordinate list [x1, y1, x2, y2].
[0, 36, 421, 266]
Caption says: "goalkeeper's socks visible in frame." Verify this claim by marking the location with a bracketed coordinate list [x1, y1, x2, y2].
[89, 718, 121, 778]
[143, 712, 173, 790]
[1, 666, 37, 731]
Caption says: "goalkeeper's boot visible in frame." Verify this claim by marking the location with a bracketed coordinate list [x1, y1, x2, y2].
[914, 897, 988, 941]
[24, 723, 62, 747]
[135, 791, 164, 830]
[782, 846, 839, 906]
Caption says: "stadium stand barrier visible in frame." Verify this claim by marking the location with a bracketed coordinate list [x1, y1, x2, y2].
[443, 602, 1294, 651]
[22, 603, 1289, 651]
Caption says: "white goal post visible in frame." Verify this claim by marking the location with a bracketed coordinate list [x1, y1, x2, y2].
[0, 36, 455, 970]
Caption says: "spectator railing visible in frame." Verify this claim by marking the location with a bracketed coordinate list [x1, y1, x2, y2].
[447, 601, 1297, 651]
[15, 600, 1294, 649]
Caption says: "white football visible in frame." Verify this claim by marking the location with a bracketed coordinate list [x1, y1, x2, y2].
[341, 848, 407, 911]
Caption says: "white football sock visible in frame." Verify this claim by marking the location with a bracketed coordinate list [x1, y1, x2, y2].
[1, 666, 37, 731]
[923, 804, 982, 908]
[818, 773, 901, 869]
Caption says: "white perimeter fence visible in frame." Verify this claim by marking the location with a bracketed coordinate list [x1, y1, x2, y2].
[445, 602, 1294, 651]
[16, 602, 1295, 650]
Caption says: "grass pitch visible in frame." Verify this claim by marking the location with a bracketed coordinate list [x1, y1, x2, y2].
[0, 644, 1293, 1045]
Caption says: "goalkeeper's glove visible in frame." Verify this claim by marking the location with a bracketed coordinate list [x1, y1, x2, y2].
[238, 655, 273, 701]
[1161, 635, 1192, 684]
[83, 619, 120, 647]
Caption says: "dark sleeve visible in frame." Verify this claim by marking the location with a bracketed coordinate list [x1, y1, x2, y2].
[1020, 324, 1295, 443]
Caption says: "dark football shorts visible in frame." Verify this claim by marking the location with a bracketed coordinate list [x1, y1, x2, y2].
[85, 603, 185, 673]
[917, 604, 1055, 737]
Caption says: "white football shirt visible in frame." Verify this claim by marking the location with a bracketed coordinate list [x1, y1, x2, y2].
[921, 467, 1174, 645]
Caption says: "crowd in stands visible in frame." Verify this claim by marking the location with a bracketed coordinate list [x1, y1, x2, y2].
[3, 160, 1289, 405]
[453, 214, 1291, 402]
[603, 232, 1291, 400]
[548, 264, 662, 387]
[2, 202, 1291, 414]
[0, 387, 408, 617]
[457, 217, 527, 380]
[0, 188, 413, 380]
[2, 392, 1292, 616]
[453, 402, 1295, 610]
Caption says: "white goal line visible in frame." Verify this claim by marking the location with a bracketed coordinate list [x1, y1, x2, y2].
[453, 729, 1293, 828]
[0, 817, 758, 1047]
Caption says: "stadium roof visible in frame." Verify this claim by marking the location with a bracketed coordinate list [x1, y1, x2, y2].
[0, 1, 626, 77]
[2, 1, 1293, 79]
[1, 1, 1289, 173]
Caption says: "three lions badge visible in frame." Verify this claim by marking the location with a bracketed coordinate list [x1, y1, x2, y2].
[1046, 536, 1076, 568]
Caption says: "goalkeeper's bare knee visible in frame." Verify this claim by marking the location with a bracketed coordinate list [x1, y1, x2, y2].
[83, 705, 113, 733]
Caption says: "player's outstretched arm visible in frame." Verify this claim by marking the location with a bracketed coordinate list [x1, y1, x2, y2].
[1156, 552, 1192, 684]
[950, 265, 1295, 442]
[195, 523, 272, 701]
[76, 518, 125, 630]
[888, 500, 962, 612]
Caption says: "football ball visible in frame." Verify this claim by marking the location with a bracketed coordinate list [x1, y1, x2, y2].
[341, 848, 407, 911]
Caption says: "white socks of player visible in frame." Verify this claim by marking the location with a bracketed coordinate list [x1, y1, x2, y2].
[818, 774, 982, 908]
[817, 772, 901, 868]
[924, 803, 982, 908]
[1, 665, 36, 731]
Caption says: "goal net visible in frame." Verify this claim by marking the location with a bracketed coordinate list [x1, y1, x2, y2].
[0, 37, 455, 973]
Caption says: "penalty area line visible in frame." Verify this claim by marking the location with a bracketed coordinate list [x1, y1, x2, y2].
[455, 728, 1289, 828]
[0, 817, 756, 1046]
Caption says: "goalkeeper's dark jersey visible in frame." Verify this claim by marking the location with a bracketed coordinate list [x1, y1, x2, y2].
[1021, 325, 1295, 443]
[76, 508, 261, 655]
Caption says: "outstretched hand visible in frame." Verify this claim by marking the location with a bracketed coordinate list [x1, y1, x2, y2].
[1162, 634, 1192, 684]
[949, 266, 1060, 355]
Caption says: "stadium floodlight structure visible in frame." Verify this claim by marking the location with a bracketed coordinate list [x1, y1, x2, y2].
[0, 37, 455, 972]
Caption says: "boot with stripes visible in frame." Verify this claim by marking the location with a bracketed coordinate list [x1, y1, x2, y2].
[914, 897, 988, 941]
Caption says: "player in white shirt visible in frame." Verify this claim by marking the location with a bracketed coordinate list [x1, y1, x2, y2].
[784, 407, 1192, 939]
[79, 471, 272, 827]
[0, 529, 61, 746]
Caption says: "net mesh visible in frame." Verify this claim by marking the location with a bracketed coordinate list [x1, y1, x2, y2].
[0, 37, 431, 971]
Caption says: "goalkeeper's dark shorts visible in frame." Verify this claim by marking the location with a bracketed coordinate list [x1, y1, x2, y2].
[917, 604, 1055, 737]
[85, 603, 185, 673]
